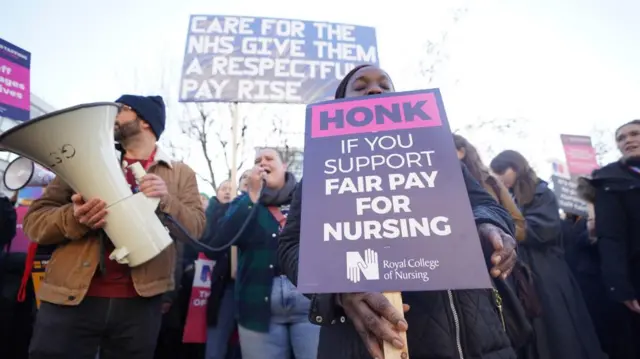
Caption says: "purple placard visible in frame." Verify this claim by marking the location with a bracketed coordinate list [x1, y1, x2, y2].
[297, 89, 492, 294]
[0, 38, 31, 122]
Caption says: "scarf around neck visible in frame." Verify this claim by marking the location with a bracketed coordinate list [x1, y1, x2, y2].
[260, 172, 297, 206]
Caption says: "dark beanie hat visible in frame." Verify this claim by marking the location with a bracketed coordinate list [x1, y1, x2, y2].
[116, 94, 166, 139]
[334, 64, 372, 99]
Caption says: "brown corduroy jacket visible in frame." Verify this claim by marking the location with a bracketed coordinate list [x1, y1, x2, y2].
[23, 148, 206, 305]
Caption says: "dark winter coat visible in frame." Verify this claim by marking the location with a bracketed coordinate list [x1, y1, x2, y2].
[278, 165, 517, 359]
[561, 216, 638, 359]
[591, 160, 640, 303]
[198, 197, 234, 327]
[562, 217, 601, 283]
[590, 158, 640, 359]
[0, 196, 17, 300]
[516, 181, 606, 359]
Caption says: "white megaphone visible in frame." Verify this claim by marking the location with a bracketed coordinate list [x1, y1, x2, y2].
[0, 102, 173, 267]
[3, 157, 56, 191]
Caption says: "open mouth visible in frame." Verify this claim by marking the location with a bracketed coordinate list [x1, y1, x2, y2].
[625, 144, 639, 153]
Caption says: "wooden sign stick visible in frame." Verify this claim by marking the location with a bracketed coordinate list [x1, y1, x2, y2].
[229, 102, 239, 280]
[383, 292, 409, 359]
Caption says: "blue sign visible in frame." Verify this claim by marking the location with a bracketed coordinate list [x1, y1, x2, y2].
[178, 15, 379, 104]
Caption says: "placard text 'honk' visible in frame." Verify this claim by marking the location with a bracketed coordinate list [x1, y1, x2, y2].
[310, 92, 442, 138]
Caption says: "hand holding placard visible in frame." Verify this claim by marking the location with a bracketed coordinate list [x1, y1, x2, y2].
[383, 292, 410, 359]
[298, 89, 494, 359]
[339, 292, 409, 359]
[478, 223, 517, 280]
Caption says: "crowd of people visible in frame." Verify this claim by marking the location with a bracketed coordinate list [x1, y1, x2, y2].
[0, 63, 639, 359]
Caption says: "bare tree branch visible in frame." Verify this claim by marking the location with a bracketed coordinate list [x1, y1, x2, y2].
[419, 6, 469, 85]
[590, 126, 616, 165]
[160, 137, 188, 162]
[454, 117, 529, 161]
[195, 171, 214, 189]
[196, 105, 218, 190]
[234, 103, 249, 173]
[171, 102, 257, 191]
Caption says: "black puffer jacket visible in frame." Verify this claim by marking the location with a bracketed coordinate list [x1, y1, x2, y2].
[278, 166, 517, 359]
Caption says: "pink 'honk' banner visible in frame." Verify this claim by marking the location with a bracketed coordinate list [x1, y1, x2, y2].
[310, 92, 443, 138]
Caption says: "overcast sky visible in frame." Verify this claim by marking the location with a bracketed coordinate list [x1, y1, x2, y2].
[2, 0, 637, 192]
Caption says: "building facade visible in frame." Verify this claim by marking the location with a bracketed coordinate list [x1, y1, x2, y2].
[0, 93, 56, 193]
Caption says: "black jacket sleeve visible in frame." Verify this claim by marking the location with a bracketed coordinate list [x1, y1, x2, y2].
[278, 179, 303, 286]
[0, 197, 17, 251]
[461, 164, 516, 237]
[185, 199, 229, 263]
[521, 185, 562, 248]
[572, 219, 593, 248]
[277, 179, 347, 325]
[594, 187, 634, 302]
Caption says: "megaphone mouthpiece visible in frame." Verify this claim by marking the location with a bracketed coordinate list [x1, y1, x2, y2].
[3, 157, 55, 191]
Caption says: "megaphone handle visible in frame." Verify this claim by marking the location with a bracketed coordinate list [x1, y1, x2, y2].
[128, 162, 147, 183]
[128, 162, 161, 209]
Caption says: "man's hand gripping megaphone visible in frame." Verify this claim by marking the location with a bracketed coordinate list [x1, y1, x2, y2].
[71, 170, 169, 230]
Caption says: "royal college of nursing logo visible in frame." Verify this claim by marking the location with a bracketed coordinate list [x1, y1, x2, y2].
[346, 248, 380, 283]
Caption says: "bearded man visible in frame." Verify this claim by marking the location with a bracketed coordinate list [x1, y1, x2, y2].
[24, 95, 205, 359]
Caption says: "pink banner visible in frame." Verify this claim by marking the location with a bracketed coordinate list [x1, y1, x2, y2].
[8, 205, 30, 253]
[182, 257, 215, 343]
[0, 56, 29, 111]
[560, 134, 599, 176]
[310, 91, 442, 138]
[0, 38, 31, 121]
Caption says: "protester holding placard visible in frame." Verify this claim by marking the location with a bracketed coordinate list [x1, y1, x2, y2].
[589, 119, 640, 358]
[211, 148, 319, 359]
[278, 64, 519, 359]
[490, 150, 607, 359]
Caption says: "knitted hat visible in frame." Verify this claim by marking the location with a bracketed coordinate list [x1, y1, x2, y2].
[334, 64, 372, 99]
[116, 94, 166, 139]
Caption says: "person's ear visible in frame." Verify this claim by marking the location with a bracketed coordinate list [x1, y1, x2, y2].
[140, 119, 151, 129]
